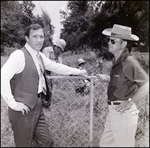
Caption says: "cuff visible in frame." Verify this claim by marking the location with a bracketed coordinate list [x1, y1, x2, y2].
[8, 99, 17, 109]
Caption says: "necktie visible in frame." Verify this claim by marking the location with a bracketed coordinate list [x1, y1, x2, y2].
[37, 53, 47, 95]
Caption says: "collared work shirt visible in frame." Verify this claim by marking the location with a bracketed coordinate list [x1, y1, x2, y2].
[107, 49, 149, 101]
[42, 46, 63, 64]
[42, 46, 55, 60]
[1, 43, 81, 109]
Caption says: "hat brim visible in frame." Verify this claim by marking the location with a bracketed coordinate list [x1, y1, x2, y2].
[102, 28, 139, 41]
[54, 43, 64, 51]
[78, 62, 85, 65]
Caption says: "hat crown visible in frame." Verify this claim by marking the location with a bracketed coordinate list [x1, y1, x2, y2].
[102, 24, 139, 41]
[111, 24, 131, 35]
[54, 39, 66, 51]
[78, 58, 85, 65]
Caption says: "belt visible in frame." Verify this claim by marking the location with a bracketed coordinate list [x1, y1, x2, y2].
[108, 100, 121, 105]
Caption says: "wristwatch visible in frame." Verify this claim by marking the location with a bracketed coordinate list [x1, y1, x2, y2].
[128, 98, 134, 104]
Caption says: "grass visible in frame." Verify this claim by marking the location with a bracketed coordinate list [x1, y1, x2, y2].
[1, 55, 16, 147]
[1, 49, 149, 147]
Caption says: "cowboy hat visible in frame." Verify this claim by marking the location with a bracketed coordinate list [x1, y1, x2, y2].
[54, 39, 66, 51]
[102, 24, 139, 41]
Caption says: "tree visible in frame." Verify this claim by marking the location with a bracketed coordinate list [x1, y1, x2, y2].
[60, 1, 89, 51]
[83, 1, 149, 51]
[1, 1, 37, 54]
[60, 1, 149, 53]
[1, 1, 24, 49]
[20, 1, 37, 28]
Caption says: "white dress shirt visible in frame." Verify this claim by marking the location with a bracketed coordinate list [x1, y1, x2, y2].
[1, 43, 81, 109]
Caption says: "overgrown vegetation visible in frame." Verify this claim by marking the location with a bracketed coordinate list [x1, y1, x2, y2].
[1, 49, 149, 147]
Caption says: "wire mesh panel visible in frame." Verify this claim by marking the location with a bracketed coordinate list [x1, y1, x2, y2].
[1, 76, 149, 147]
[43, 77, 92, 147]
[43, 76, 149, 147]
[135, 94, 149, 147]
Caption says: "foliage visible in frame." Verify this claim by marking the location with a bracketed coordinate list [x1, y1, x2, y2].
[1, 1, 55, 54]
[1, 1, 24, 48]
[60, 1, 149, 54]
[1, 1, 35, 51]
[40, 8, 55, 50]
[60, 1, 90, 52]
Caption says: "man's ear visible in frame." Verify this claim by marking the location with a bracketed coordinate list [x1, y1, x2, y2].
[122, 40, 127, 48]
[25, 36, 28, 42]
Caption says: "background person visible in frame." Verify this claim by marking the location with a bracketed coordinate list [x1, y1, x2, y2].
[1, 23, 87, 147]
[41, 38, 67, 103]
[75, 58, 90, 96]
[96, 24, 149, 147]
[42, 38, 66, 64]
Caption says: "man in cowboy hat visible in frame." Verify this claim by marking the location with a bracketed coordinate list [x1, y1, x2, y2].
[96, 24, 149, 147]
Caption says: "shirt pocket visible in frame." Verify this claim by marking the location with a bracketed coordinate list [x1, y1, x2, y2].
[110, 74, 120, 88]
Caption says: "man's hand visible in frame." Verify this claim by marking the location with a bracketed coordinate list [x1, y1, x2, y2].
[96, 74, 110, 82]
[57, 57, 63, 64]
[13, 102, 30, 115]
[80, 69, 88, 76]
[115, 101, 133, 114]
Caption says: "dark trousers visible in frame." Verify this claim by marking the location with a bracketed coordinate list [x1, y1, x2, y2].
[8, 98, 53, 147]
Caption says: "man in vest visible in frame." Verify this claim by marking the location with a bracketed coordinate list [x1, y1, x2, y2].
[97, 24, 149, 147]
[1, 23, 87, 147]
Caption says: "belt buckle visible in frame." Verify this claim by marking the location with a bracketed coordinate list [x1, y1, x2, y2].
[111, 101, 114, 105]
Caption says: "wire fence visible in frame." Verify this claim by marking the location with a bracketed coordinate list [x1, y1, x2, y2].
[42, 75, 149, 147]
[1, 51, 149, 147]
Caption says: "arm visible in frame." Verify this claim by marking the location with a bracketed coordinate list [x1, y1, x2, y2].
[1, 50, 23, 109]
[96, 74, 110, 83]
[41, 52, 87, 76]
[131, 81, 149, 104]
[125, 56, 149, 103]
[115, 81, 149, 114]
[115, 56, 149, 113]
[1, 50, 30, 114]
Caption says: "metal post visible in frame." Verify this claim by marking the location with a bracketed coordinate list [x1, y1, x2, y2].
[89, 74, 94, 147]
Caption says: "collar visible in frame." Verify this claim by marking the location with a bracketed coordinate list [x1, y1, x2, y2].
[25, 43, 38, 58]
[112, 48, 130, 66]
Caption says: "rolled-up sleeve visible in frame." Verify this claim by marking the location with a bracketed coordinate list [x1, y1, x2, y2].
[1, 50, 24, 109]
[40, 53, 81, 75]
[123, 56, 149, 87]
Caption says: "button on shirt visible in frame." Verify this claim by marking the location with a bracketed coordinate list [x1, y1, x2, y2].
[1, 43, 81, 109]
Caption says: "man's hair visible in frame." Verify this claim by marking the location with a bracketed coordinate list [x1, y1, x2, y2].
[126, 41, 135, 53]
[25, 24, 44, 37]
